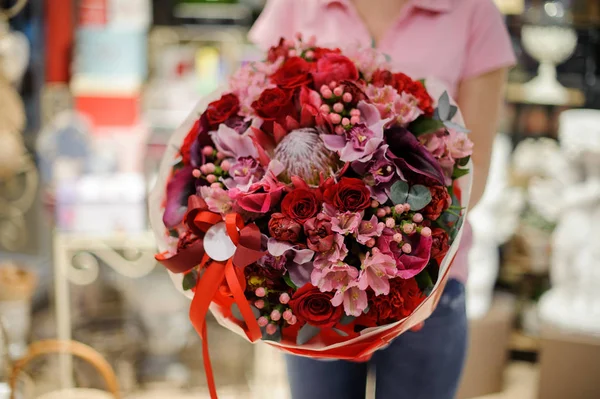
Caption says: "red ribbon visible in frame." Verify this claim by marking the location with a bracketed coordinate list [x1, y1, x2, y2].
[155, 196, 265, 399]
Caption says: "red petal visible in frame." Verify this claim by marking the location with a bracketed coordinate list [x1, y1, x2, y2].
[273, 122, 287, 144]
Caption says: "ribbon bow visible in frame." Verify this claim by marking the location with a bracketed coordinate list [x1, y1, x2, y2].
[156, 196, 265, 398]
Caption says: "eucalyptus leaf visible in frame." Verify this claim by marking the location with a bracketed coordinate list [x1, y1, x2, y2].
[390, 181, 409, 205]
[340, 314, 356, 325]
[448, 105, 458, 120]
[363, 306, 370, 314]
[182, 271, 197, 291]
[444, 120, 470, 133]
[296, 324, 321, 345]
[231, 304, 261, 322]
[409, 118, 445, 136]
[332, 328, 349, 337]
[407, 184, 432, 211]
[437, 92, 451, 121]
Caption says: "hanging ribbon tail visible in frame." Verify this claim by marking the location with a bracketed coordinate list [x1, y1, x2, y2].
[155, 240, 206, 274]
[201, 323, 218, 399]
[233, 224, 265, 268]
[224, 260, 262, 342]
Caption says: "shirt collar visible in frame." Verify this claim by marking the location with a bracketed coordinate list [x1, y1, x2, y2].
[320, 0, 452, 14]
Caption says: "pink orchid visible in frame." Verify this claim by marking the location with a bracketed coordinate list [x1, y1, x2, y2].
[321, 101, 388, 163]
[199, 186, 233, 215]
[357, 251, 398, 296]
[331, 211, 362, 235]
[210, 124, 259, 159]
[331, 281, 368, 317]
[365, 84, 398, 119]
[355, 215, 385, 244]
[392, 92, 423, 126]
[266, 238, 315, 287]
[377, 229, 433, 279]
[313, 234, 348, 269]
[267, 238, 315, 265]
[232, 161, 286, 213]
[311, 262, 359, 292]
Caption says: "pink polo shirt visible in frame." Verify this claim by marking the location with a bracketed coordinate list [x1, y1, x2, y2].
[249, 0, 515, 282]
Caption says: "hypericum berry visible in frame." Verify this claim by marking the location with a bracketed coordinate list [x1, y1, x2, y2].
[216, 152, 226, 160]
[257, 316, 269, 327]
[329, 81, 338, 89]
[350, 109, 360, 117]
[403, 223, 415, 234]
[192, 169, 201, 178]
[366, 238, 376, 248]
[384, 206, 392, 215]
[329, 113, 342, 124]
[319, 104, 331, 114]
[204, 163, 216, 174]
[270, 309, 282, 321]
[371, 200, 380, 208]
[288, 49, 297, 57]
[202, 146, 214, 157]
[333, 87, 344, 96]
[279, 293, 290, 304]
[401, 243, 412, 254]
[283, 309, 293, 321]
[200, 165, 209, 175]
[255, 287, 266, 297]
[305, 50, 315, 59]
[394, 204, 405, 214]
[412, 213, 424, 223]
[350, 116, 360, 125]
[335, 126, 345, 135]
[393, 233, 403, 243]
[404, 203, 411, 211]
[342, 117, 350, 126]
[376, 208, 387, 218]
[288, 315, 298, 325]
[385, 218, 396, 228]
[342, 93, 353, 103]
[266, 324, 278, 335]
[206, 174, 217, 183]
[333, 102, 344, 113]
[421, 227, 432, 237]
[254, 299, 265, 309]
[220, 160, 231, 172]
[210, 182, 222, 189]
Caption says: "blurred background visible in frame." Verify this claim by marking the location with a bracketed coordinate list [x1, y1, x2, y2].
[1, 0, 600, 398]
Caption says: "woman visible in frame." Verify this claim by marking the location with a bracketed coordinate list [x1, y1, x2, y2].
[249, 1, 516, 398]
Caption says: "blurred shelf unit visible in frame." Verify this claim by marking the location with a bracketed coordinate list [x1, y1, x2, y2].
[173, 2, 254, 26]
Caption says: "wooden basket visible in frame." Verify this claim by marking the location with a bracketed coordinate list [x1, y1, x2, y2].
[9, 340, 120, 399]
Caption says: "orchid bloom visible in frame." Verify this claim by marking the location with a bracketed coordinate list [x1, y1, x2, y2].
[352, 145, 403, 203]
[355, 215, 385, 245]
[311, 262, 359, 292]
[331, 211, 362, 235]
[231, 160, 286, 213]
[313, 234, 348, 270]
[210, 124, 259, 159]
[321, 101, 389, 163]
[331, 281, 368, 317]
[266, 238, 315, 286]
[199, 186, 233, 214]
[357, 251, 398, 296]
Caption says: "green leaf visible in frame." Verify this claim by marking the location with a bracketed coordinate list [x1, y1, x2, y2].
[332, 328, 349, 337]
[437, 92, 451, 121]
[415, 269, 433, 292]
[444, 120, 470, 133]
[457, 156, 470, 167]
[169, 229, 180, 238]
[283, 273, 298, 290]
[452, 167, 470, 180]
[390, 181, 409, 205]
[407, 184, 432, 211]
[182, 271, 197, 291]
[418, 79, 426, 86]
[340, 314, 356, 325]
[296, 324, 321, 345]
[409, 118, 445, 136]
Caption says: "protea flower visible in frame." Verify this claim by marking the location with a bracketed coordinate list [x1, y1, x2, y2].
[273, 127, 340, 186]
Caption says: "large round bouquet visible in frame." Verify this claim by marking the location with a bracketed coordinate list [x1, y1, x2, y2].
[149, 37, 473, 396]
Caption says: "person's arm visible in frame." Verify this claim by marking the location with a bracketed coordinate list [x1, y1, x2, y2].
[456, 67, 509, 209]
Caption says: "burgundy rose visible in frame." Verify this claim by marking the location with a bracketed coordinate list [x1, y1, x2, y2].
[371, 69, 396, 88]
[267, 38, 289, 63]
[422, 186, 452, 221]
[357, 278, 425, 326]
[271, 56, 313, 89]
[268, 213, 302, 243]
[204, 93, 240, 130]
[312, 53, 359, 89]
[304, 213, 335, 252]
[323, 177, 371, 212]
[431, 227, 450, 264]
[289, 284, 343, 328]
[251, 87, 294, 121]
[281, 188, 322, 223]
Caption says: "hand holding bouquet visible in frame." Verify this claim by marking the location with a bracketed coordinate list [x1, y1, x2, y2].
[149, 36, 473, 398]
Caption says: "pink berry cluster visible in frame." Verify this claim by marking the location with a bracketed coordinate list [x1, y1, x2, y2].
[318, 82, 362, 135]
[191, 145, 231, 189]
[370, 200, 431, 254]
[254, 288, 297, 336]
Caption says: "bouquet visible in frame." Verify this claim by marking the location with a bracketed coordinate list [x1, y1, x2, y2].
[149, 36, 473, 397]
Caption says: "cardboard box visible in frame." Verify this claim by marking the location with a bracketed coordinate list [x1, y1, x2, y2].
[538, 328, 600, 399]
[456, 294, 515, 399]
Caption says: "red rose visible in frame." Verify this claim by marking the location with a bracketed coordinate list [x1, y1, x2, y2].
[422, 186, 452, 221]
[393, 72, 414, 93]
[204, 93, 240, 130]
[304, 213, 335, 252]
[371, 69, 396, 88]
[312, 53, 359, 89]
[323, 177, 371, 212]
[268, 213, 302, 242]
[180, 119, 201, 165]
[289, 284, 343, 328]
[281, 189, 321, 223]
[267, 38, 289, 63]
[392, 73, 434, 116]
[431, 227, 450, 264]
[251, 87, 294, 121]
[272, 56, 313, 89]
[358, 278, 425, 326]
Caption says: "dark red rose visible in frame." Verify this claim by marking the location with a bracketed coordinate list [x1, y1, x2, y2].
[371, 69, 396, 88]
[312, 47, 342, 60]
[289, 284, 343, 328]
[281, 189, 321, 223]
[357, 278, 425, 326]
[431, 227, 450, 264]
[267, 38, 289, 63]
[180, 119, 201, 165]
[339, 80, 367, 106]
[204, 93, 240, 130]
[251, 87, 294, 121]
[304, 213, 335, 252]
[268, 213, 302, 242]
[245, 262, 288, 291]
[422, 186, 452, 221]
[312, 53, 359, 89]
[323, 177, 371, 212]
[272, 56, 313, 89]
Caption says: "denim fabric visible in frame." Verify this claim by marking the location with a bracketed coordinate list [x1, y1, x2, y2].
[285, 279, 468, 399]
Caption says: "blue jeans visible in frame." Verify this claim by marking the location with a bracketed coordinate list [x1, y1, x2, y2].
[286, 279, 468, 399]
